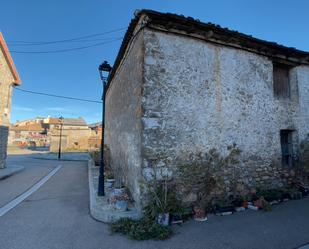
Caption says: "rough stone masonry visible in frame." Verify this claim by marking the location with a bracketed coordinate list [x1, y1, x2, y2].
[0, 32, 21, 168]
[104, 10, 309, 210]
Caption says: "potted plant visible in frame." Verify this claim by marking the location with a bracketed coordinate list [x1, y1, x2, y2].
[193, 191, 212, 221]
[193, 204, 207, 221]
[105, 171, 115, 189]
[113, 184, 126, 196]
[110, 192, 130, 211]
[170, 207, 193, 224]
[143, 179, 178, 226]
[113, 165, 126, 196]
[215, 199, 234, 215]
[153, 180, 170, 226]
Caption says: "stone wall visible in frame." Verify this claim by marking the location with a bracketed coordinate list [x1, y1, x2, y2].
[105, 30, 144, 209]
[0, 50, 14, 126]
[0, 42, 15, 168]
[141, 29, 309, 199]
[0, 126, 9, 169]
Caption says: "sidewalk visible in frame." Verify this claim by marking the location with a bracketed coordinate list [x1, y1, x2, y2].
[88, 158, 140, 223]
[31, 152, 90, 161]
[0, 165, 24, 180]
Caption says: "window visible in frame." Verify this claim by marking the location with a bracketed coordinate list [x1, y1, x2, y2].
[273, 64, 290, 98]
[280, 130, 293, 167]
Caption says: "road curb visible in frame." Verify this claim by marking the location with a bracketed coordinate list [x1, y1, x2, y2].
[0, 166, 25, 180]
[88, 158, 140, 223]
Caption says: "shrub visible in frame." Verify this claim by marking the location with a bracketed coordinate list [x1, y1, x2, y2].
[176, 146, 241, 207]
[109, 218, 172, 240]
[90, 151, 100, 166]
[256, 188, 283, 202]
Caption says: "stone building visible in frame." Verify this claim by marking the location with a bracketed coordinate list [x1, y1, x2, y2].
[104, 10, 309, 208]
[47, 117, 91, 152]
[0, 32, 21, 168]
[88, 123, 102, 150]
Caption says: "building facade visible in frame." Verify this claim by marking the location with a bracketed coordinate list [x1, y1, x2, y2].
[8, 118, 48, 148]
[88, 123, 102, 150]
[0, 32, 21, 168]
[105, 10, 309, 209]
[48, 117, 91, 152]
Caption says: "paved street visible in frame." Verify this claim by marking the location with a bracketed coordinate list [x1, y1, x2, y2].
[0, 154, 309, 249]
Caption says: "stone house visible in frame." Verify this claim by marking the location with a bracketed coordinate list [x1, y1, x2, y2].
[47, 117, 91, 152]
[0, 32, 21, 168]
[104, 10, 309, 209]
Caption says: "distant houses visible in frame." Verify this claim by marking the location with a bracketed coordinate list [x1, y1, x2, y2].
[8, 117, 102, 152]
[0, 32, 21, 168]
[8, 118, 48, 148]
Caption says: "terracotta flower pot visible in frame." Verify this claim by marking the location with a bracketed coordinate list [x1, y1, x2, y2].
[193, 206, 207, 222]
[242, 201, 248, 208]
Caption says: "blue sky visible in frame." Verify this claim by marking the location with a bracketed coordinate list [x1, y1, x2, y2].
[1, 0, 308, 124]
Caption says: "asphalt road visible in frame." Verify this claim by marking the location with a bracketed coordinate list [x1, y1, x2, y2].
[0, 154, 308, 249]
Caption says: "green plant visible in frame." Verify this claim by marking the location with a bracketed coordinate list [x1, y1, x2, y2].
[105, 171, 114, 179]
[109, 218, 172, 240]
[262, 202, 272, 212]
[256, 188, 283, 202]
[143, 180, 182, 219]
[298, 137, 309, 185]
[176, 147, 241, 208]
[110, 193, 130, 203]
[89, 151, 100, 166]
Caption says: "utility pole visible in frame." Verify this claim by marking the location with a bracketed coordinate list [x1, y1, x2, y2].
[58, 116, 64, 160]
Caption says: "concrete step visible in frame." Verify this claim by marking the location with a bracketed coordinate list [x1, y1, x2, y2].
[88, 159, 140, 223]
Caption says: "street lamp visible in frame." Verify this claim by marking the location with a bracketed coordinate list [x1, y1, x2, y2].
[98, 61, 112, 196]
[58, 116, 64, 160]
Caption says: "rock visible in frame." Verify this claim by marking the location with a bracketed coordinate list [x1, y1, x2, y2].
[221, 211, 233, 216]
[235, 207, 246, 212]
[248, 205, 259, 210]
[269, 200, 279, 205]
[183, 192, 198, 203]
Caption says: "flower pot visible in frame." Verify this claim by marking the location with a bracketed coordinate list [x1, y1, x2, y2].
[242, 201, 248, 209]
[193, 206, 207, 222]
[170, 214, 183, 224]
[157, 213, 170, 226]
[106, 179, 115, 189]
[113, 187, 126, 197]
[115, 200, 128, 211]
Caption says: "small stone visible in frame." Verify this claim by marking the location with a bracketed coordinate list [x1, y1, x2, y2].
[269, 200, 279, 205]
[221, 211, 233, 216]
[248, 205, 258, 211]
[235, 207, 246, 212]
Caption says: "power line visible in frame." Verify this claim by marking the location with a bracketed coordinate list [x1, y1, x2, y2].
[7, 27, 126, 45]
[9, 37, 123, 47]
[9, 38, 123, 54]
[14, 87, 102, 104]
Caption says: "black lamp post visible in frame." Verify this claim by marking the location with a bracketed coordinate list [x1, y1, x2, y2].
[98, 61, 112, 196]
[58, 116, 64, 160]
